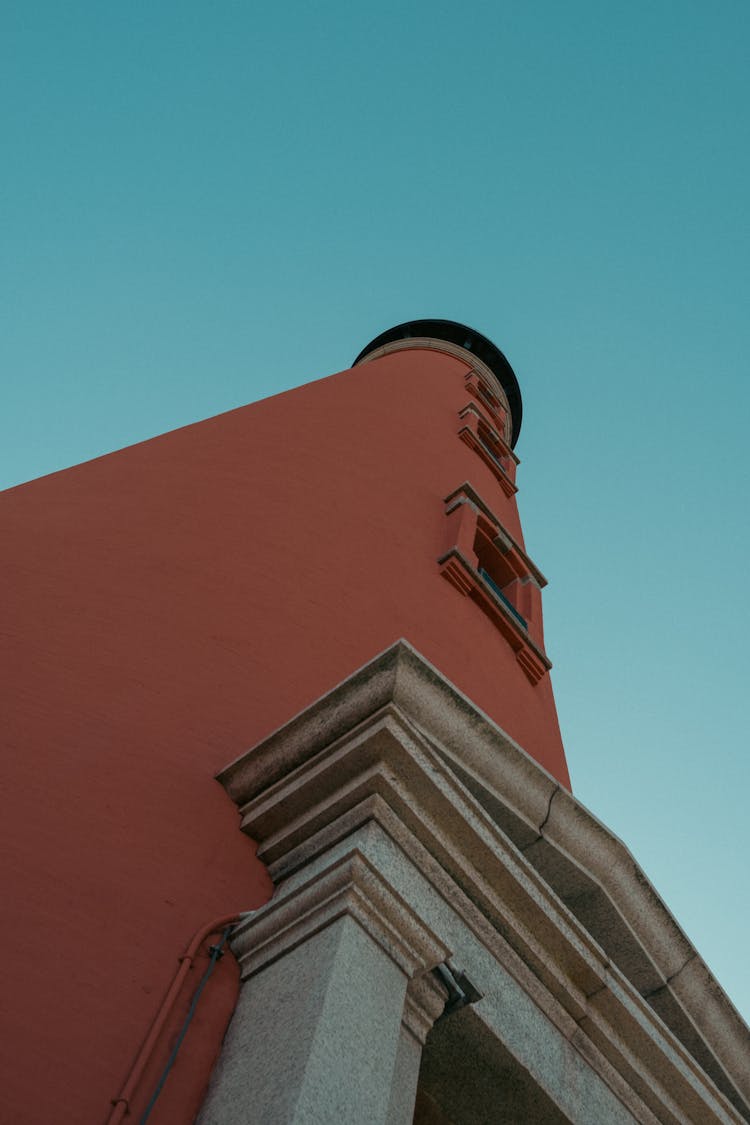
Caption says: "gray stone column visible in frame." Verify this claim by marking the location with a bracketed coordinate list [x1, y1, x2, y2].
[386, 973, 448, 1125]
[198, 852, 448, 1125]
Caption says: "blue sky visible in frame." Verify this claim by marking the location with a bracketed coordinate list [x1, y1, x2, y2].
[3, 4, 749, 1023]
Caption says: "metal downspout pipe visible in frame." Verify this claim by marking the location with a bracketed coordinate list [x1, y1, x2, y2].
[107, 913, 243, 1125]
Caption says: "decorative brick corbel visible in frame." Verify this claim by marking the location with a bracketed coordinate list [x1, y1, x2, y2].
[464, 369, 512, 443]
[457, 403, 518, 496]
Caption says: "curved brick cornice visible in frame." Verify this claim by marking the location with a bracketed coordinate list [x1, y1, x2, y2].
[355, 337, 514, 445]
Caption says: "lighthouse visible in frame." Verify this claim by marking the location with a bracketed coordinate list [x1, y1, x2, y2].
[1, 321, 747, 1123]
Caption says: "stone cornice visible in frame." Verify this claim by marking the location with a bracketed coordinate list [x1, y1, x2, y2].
[219, 641, 553, 842]
[218, 641, 750, 1120]
[230, 848, 449, 981]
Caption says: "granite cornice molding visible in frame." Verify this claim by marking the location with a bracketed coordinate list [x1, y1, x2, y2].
[218, 641, 750, 1119]
[536, 789, 695, 978]
[667, 955, 750, 1113]
[246, 808, 744, 1124]
[278, 792, 720, 1125]
[235, 705, 541, 881]
[229, 848, 450, 981]
[516, 791, 750, 1115]
[440, 758, 750, 1115]
[218, 640, 554, 847]
[233, 709, 612, 1011]
[267, 786, 616, 1044]
[581, 970, 743, 1125]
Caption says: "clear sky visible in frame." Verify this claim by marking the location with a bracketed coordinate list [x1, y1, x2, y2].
[3, 3, 749, 1024]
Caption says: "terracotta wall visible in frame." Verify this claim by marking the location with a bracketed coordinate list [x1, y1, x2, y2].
[1, 346, 568, 1123]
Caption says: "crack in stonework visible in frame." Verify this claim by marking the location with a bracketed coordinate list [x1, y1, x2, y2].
[538, 785, 559, 835]
[520, 786, 560, 855]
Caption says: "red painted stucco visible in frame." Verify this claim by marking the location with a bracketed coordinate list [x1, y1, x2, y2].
[1, 345, 569, 1124]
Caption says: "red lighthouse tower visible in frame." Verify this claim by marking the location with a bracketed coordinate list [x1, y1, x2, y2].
[2, 321, 747, 1125]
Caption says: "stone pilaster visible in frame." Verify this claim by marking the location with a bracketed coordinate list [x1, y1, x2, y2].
[198, 839, 449, 1125]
